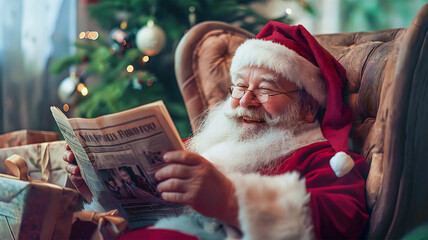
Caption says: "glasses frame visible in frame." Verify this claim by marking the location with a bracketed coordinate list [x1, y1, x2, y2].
[228, 86, 300, 103]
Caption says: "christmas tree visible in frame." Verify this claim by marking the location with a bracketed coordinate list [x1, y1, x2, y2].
[51, 0, 299, 137]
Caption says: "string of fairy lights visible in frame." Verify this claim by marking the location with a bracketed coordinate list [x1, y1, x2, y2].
[60, 16, 159, 113]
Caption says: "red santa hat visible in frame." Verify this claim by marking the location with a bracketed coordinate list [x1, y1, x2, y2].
[230, 21, 354, 164]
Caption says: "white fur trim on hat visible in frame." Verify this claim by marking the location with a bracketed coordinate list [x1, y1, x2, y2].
[230, 39, 326, 106]
[329, 151, 355, 177]
[227, 172, 314, 240]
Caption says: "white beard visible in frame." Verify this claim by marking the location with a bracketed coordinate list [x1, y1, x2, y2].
[187, 98, 326, 173]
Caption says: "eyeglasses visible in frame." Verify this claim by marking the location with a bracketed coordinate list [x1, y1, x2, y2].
[229, 86, 300, 103]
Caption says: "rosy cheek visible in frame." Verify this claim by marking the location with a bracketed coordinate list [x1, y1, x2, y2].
[262, 105, 277, 118]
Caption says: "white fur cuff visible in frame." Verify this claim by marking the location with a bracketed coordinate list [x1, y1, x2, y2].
[228, 172, 314, 240]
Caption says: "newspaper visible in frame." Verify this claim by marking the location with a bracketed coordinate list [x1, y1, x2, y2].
[51, 101, 187, 228]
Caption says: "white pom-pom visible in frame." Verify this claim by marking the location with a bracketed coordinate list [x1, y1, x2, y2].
[329, 152, 355, 177]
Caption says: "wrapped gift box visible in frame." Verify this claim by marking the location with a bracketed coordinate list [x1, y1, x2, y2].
[0, 130, 60, 148]
[0, 141, 68, 186]
[0, 156, 78, 240]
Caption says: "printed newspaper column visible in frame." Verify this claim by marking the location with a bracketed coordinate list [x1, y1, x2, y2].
[50, 108, 106, 197]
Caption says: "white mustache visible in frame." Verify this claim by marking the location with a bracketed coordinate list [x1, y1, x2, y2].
[223, 106, 282, 126]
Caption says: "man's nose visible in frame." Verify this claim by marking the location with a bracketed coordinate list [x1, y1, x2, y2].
[240, 90, 261, 108]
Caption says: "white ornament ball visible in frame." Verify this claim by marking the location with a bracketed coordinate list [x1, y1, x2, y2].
[135, 22, 166, 56]
[58, 76, 78, 103]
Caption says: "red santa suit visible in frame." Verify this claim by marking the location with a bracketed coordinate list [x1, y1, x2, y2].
[224, 21, 370, 239]
[228, 141, 368, 240]
[118, 140, 368, 240]
[119, 130, 368, 240]
[279, 142, 368, 240]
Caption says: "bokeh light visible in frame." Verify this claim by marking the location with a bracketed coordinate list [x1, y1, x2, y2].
[142, 56, 150, 63]
[77, 83, 85, 92]
[127, 65, 134, 72]
[88, 31, 99, 40]
[120, 21, 128, 30]
[81, 87, 88, 96]
[80, 31, 99, 40]
[63, 104, 70, 112]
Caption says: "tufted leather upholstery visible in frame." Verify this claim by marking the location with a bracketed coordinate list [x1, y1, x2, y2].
[174, 4, 428, 239]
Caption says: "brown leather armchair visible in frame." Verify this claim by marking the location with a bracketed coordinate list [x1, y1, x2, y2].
[174, 4, 428, 239]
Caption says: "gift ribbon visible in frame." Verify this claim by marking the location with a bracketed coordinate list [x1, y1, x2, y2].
[5, 154, 127, 239]
[37, 142, 52, 182]
[3, 154, 75, 239]
[5, 143, 54, 182]
[73, 210, 129, 240]
[4, 154, 30, 181]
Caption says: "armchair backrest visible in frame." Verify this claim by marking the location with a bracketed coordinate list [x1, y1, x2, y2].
[174, 4, 428, 239]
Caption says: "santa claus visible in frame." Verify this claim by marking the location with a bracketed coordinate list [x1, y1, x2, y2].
[65, 21, 369, 240]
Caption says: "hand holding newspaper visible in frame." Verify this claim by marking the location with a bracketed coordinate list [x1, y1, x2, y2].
[51, 101, 186, 228]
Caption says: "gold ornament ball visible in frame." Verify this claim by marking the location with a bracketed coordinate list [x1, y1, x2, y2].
[135, 22, 166, 56]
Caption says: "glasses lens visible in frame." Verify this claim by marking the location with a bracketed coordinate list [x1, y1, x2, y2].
[255, 91, 269, 103]
[231, 87, 244, 99]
